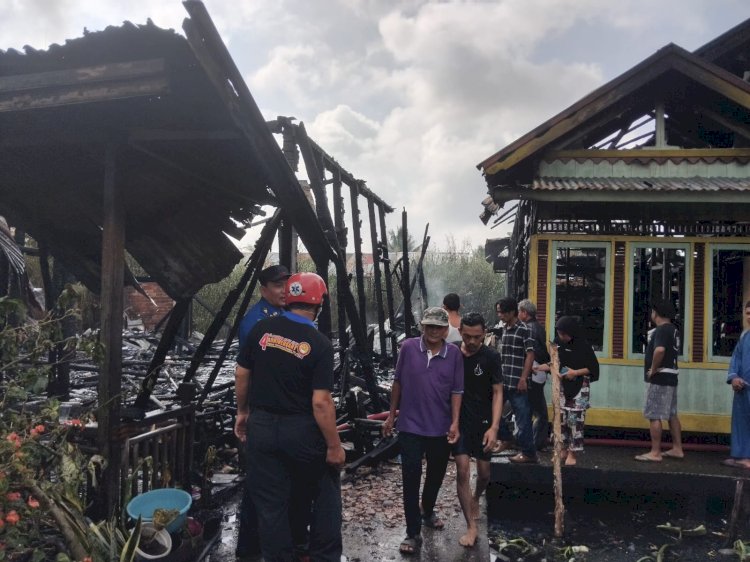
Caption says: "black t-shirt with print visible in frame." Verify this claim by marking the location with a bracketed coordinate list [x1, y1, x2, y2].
[644, 322, 680, 387]
[237, 314, 334, 415]
[460, 345, 503, 424]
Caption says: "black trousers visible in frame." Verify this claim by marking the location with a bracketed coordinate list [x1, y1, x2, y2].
[398, 431, 451, 538]
[247, 410, 342, 562]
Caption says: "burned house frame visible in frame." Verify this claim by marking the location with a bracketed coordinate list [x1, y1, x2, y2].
[0, 1, 401, 516]
[478, 19, 750, 435]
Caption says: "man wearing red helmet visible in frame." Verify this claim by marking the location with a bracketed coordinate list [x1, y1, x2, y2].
[235, 272, 344, 562]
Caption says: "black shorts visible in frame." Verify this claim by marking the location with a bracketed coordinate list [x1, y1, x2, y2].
[453, 417, 492, 461]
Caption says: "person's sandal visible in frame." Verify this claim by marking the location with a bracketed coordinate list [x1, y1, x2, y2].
[421, 512, 445, 529]
[399, 536, 422, 554]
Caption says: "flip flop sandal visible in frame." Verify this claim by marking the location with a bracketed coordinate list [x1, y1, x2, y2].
[634, 453, 662, 462]
[399, 536, 422, 554]
[422, 512, 445, 529]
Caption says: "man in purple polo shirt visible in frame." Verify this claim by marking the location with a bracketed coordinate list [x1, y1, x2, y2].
[383, 307, 463, 555]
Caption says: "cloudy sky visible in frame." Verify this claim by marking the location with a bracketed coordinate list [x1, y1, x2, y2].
[2, 0, 749, 252]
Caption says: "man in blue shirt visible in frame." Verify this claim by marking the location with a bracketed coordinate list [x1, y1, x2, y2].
[236, 264, 290, 560]
[238, 265, 291, 349]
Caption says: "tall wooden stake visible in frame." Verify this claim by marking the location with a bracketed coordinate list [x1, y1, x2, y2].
[549, 343, 565, 538]
[99, 142, 124, 518]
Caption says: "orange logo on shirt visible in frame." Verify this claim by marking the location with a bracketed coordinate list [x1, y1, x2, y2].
[259, 332, 312, 359]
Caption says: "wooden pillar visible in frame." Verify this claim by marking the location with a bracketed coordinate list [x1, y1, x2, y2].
[378, 203, 397, 362]
[350, 181, 367, 331]
[98, 142, 124, 518]
[368, 198, 387, 357]
[332, 168, 349, 351]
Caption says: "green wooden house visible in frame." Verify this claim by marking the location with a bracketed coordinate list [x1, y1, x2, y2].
[477, 19, 750, 434]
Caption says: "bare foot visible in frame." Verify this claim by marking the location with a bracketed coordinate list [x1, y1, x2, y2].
[459, 527, 478, 547]
[662, 449, 684, 459]
[564, 456, 577, 466]
[470, 498, 480, 520]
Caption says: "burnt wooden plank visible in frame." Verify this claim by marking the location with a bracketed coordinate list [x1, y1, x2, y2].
[401, 209, 412, 337]
[378, 203, 397, 363]
[332, 168, 349, 353]
[0, 76, 170, 112]
[133, 298, 191, 410]
[349, 181, 367, 329]
[0, 58, 166, 93]
[368, 198, 387, 357]
[186, 210, 281, 386]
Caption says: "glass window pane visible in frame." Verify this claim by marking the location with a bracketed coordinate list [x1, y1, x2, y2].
[712, 249, 750, 357]
[631, 247, 685, 354]
[555, 247, 606, 351]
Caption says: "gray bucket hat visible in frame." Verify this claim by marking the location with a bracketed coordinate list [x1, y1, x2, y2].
[420, 307, 449, 326]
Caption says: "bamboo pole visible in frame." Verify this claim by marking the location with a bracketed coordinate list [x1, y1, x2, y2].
[549, 343, 565, 538]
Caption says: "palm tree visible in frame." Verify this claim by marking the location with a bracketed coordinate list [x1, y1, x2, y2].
[387, 226, 418, 253]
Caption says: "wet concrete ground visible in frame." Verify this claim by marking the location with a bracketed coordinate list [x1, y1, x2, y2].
[204, 458, 491, 561]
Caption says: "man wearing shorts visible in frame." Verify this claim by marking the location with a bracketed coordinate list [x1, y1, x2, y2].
[635, 300, 685, 462]
[454, 312, 503, 547]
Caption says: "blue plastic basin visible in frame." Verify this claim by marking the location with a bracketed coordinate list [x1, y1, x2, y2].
[126, 488, 192, 533]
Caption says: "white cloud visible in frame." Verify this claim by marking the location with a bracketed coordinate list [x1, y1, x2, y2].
[2, 0, 748, 255]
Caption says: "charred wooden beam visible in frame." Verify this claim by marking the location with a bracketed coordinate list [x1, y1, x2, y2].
[98, 142, 124, 519]
[401, 209, 412, 337]
[295, 123, 383, 409]
[378, 203, 397, 363]
[132, 298, 192, 411]
[196, 216, 279, 406]
[349, 181, 367, 331]
[332, 168, 349, 354]
[368, 198, 387, 358]
[0, 58, 170, 113]
[270, 117, 394, 213]
[410, 225, 430, 310]
[185, 210, 281, 384]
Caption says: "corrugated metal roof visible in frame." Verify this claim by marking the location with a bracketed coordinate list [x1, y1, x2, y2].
[532, 177, 750, 192]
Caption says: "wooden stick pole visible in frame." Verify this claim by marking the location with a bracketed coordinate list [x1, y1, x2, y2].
[549, 343, 565, 538]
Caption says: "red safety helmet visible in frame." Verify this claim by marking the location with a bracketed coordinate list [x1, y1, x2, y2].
[285, 272, 328, 306]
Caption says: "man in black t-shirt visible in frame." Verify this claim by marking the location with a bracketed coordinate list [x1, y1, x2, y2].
[635, 300, 685, 462]
[453, 312, 503, 547]
[235, 272, 345, 561]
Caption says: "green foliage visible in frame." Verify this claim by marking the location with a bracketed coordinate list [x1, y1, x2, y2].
[387, 227, 418, 253]
[420, 238, 505, 322]
[0, 294, 106, 560]
[192, 264, 246, 337]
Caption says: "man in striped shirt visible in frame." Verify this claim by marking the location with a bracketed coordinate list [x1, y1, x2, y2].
[495, 297, 537, 464]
